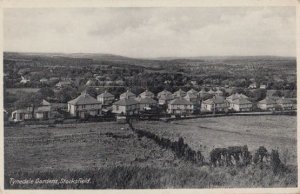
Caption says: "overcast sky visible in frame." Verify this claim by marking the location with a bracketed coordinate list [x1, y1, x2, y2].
[4, 7, 296, 58]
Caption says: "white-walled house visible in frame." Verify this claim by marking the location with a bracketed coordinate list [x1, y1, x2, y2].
[157, 89, 173, 105]
[276, 97, 294, 110]
[184, 93, 198, 104]
[158, 93, 173, 105]
[68, 93, 102, 118]
[112, 97, 139, 115]
[201, 96, 229, 112]
[11, 108, 33, 122]
[167, 98, 194, 115]
[138, 97, 157, 110]
[120, 90, 136, 100]
[97, 90, 115, 105]
[226, 93, 249, 109]
[231, 98, 253, 112]
[257, 97, 276, 111]
[11, 99, 52, 122]
[35, 100, 52, 119]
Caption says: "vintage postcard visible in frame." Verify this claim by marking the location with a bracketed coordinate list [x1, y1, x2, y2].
[0, 0, 299, 193]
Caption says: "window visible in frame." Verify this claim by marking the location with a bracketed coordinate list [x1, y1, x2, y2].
[116, 105, 119, 111]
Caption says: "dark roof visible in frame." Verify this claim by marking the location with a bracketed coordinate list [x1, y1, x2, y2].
[187, 89, 198, 95]
[226, 93, 249, 101]
[138, 97, 157, 104]
[113, 98, 139, 106]
[159, 93, 173, 100]
[232, 98, 252, 105]
[173, 89, 186, 97]
[157, 89, 172, 98]
[68, 93, 101, 105]
[98, 91, 114, 98]
[258, 98, 276, 105]
[41, 99, 51, 106]
[120, 90, 136, 98]
[169, 98, 192, 105]
[184, 93, 197, 99]
[203, 96, 227, 105]
[139, 90, 154, 97]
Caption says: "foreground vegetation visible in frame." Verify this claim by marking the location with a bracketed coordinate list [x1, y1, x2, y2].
[5, 116, 297, 189]
[5, 164, 297, 189]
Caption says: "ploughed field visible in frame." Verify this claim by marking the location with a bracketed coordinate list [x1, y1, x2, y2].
[4, 115, 298, 188]
[134, 115, 297, 165]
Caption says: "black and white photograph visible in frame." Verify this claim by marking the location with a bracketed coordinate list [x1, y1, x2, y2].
[2, 0, 298, 191]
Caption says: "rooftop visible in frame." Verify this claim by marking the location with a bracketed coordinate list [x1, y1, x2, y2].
[68, 93, 101, 105]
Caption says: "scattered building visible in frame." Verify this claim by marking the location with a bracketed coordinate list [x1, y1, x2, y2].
[276, 97, 294, 110]
[187, 88, 198, 96]
[35, 100, 52, 119]
[97, 90, 115, 106]
[39, 78, 48, 83]
[173, 89, 186, 98]
[226, 93, 249, 109]
[184, 92, 198, 104]
[201, 96, 229, 112]
[138, 97, 157, 110]
[248, 83, 257, 89]
[11, 99, 52, 122]
[158, 89, 174, 105]
[167, 97, 194, 116]
[112, 95, 139, 115]
[20, 76, 30, 84]
[157, 89, 172, 99]
[208, 89, 215, 95]
[68, 92, 102, 118]
[257, 97, 276, 111]
[56, 81, 72, 88]
[260, 84, 267, 89]
[231, 98, 253, 112]
[198, 88, 208, 98]
[11, 108, 33, 122]
[86, 79, 97, 86]
[138, 89, 155, 99]
[120, 90, 136, 100]
[215, 88, 223, 96]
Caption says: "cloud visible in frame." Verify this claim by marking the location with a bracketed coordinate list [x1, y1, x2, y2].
[4, 7, 296, 57]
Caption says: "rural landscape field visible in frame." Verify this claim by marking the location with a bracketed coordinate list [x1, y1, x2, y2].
[5, 115, 297, 188]
[3, 6, 297, 190]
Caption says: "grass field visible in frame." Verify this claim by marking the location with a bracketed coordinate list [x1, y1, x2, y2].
[5, 122, 182, 174]
[4, 115, 298, 188]
[133, 115, 297, 165]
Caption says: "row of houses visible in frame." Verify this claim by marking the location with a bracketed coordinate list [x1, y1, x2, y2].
[11, 88, 296, 122]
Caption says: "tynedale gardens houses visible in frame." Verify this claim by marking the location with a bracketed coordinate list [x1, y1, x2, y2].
[10, 87, 297, 122]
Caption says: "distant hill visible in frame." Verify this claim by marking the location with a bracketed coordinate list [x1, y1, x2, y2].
[4, 52, 296, 68]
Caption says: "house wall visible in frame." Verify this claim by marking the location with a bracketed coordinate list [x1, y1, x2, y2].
[68, 103, 102, 116]
[232, 103, 252, 112]
[113, 104, 139, 115]
[139, 103, 156, 110]
[258, 103, 275, 111]
[167, 104, 194, 115]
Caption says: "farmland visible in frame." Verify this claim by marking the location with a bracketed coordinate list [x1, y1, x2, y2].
[133, 115, 297, 165]
[4, 115, 298, 188]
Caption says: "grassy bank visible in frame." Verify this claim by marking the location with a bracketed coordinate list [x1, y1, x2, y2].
[5, 164, 297, 189]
